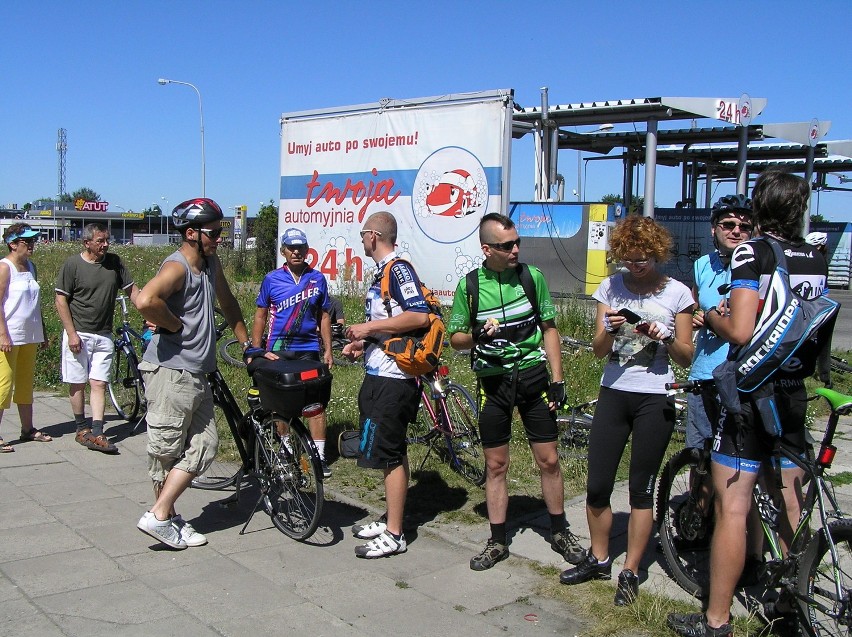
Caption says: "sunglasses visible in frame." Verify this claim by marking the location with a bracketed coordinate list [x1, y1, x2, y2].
[13, 237, 36, 245]
[359, 229, 382, 238]
[486, 238, 521, 251]
[717, 221, 753, 233]
[621, 259, 650, 267]
[196, 227, 223, 240]
[284, 243, 309, 252]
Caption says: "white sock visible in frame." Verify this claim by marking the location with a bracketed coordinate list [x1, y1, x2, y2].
[314, 439, 326, 461]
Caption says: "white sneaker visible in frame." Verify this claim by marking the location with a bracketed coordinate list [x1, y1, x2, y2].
[351, 513, 388, 539]
[137, 511, 186, 549]
[172, 515, 208, 547]
[354, 531, 406, 558]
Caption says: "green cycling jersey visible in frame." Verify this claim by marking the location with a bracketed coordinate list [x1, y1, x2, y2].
[448, 264, 556, 377]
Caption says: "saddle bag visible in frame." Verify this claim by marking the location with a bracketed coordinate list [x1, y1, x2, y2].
[252, 359, 332, 418]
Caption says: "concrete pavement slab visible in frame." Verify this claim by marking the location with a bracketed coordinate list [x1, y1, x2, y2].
[215, 602, 367, 637]
[42, 614, 223, 637]
[0, 573, 23, 603]
[0, 598, 65, 637]
[0, 521, 90, 563]
[2, 547, 131, 597]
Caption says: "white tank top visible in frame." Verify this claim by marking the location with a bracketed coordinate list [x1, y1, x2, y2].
[1, 258, 44, 344]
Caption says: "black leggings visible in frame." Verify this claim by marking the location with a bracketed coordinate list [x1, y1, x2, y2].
[586, 387, 675, 510]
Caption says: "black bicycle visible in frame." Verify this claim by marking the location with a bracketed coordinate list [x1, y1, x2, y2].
[657, 380, 852, 636]
[108, 295, 148, 424]
[189, 357, 327, 541]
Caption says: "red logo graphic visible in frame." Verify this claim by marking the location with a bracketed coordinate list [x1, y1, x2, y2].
[425, 169, 478, 217]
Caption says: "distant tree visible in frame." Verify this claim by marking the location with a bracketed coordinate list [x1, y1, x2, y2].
[71, 187, 101, 202]
[255, 201, 279, 273]
[810, 213, 826, 224]
[601, 193, 645, 213]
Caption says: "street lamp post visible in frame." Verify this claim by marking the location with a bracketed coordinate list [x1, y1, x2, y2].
[161, 197, 169, 237]
[157, 78, 205, 196]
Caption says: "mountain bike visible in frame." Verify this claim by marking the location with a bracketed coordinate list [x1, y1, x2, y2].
[189, 357, 327, 541]
[656, 380, 852, 636]
[406, 365, 485, 487]
[108, 295, 148, 426]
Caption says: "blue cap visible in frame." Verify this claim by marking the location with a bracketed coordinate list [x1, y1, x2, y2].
[4, 226, 39, 244]
[281, 228, 308, 247]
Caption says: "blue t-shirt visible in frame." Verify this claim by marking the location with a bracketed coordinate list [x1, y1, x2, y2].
[256, 265, 331, 352]
[688, 251, 732, 381]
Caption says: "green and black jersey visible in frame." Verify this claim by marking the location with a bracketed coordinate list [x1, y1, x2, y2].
[448, 264, 556, 377]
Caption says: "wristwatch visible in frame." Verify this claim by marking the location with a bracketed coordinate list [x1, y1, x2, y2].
[241, 340, 252, 351]
[663, 334, 675, 344]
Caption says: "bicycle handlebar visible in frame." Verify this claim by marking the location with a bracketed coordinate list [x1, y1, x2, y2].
[665, 379, 716, 393]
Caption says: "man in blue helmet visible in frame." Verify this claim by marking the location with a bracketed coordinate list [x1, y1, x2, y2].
[135, 198, 252, 550]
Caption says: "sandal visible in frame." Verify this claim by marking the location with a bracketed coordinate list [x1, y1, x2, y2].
[21, 428, 52, 442]
[0, 438, 14, 453]
[76, 430, 117, 453]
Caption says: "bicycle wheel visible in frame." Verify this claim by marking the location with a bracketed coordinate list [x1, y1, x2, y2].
[797, 518, 852, 636]
[108, 346, 143, 421]
[406, 403, 435, 478]
[254, 416, 323, 540]
[831, 355, 852, 375]
[656, 447, 714, 598]
[443, 382, 485, 487]
[191, 398, 245, 490]
[558, 412, 593, 459]
[218, 337, 246, 368]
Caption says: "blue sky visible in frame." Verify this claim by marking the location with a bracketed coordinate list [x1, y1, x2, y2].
[3, 0, 851, 220]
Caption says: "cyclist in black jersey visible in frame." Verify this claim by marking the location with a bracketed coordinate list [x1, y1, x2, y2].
[669, 171, 834, 637]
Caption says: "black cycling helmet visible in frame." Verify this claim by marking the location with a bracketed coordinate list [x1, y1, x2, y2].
[711, 194, 752, 224]
[171, 198, 223, 230]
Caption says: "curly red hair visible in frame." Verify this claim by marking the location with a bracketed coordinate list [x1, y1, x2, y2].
[608, 215, 673, 264]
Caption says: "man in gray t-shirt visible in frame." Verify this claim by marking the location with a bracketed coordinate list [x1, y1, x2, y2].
[55, 223, 138, 453]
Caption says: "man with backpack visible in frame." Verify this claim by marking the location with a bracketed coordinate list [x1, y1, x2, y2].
[342, 211, 430, 558]
[668, 171, 837, 636]
[447, 212, 584, 571]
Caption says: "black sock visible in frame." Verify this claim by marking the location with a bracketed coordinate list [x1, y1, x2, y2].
[490, 522, 507, 546]
[388, 530, 403, 541]
[550, 512, 567, 534]
[91, 420, 104, 437]
[74, 414, 88, 432]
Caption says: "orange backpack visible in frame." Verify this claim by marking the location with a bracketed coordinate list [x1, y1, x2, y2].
[378, 258, 445, 376]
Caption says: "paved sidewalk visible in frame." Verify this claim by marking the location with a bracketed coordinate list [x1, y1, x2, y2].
[0, 392, 584, 637]
[3, 392, 852, 636]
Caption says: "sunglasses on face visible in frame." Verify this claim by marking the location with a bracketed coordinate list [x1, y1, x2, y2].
[14, 238, 36, 245]
[359, 229, 382, 238]
[621, 259, 649, 267]
[197, 228, 223, 240]
[486, 238, 521, 251]
[285, 244, 308, 252]
[717, 221, 753, 233]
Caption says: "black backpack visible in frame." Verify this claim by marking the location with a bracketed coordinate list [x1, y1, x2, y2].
[464, 263, 540, 328]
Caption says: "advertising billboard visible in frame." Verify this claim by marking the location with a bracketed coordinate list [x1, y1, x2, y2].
[279, 90, 513, 299]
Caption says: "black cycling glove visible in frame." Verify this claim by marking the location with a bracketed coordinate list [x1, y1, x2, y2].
[472, 325, 494, 344]
[547, 381, 566, 407]
[243, 346, 267, 364]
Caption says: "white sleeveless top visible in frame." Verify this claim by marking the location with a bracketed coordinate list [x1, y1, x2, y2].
[1, 258, 44, 344]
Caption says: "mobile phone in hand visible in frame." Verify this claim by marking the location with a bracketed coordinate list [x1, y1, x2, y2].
[616, 308, 642, 324]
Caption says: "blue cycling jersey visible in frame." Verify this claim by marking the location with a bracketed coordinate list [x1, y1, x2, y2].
[256, 265, 331, 352]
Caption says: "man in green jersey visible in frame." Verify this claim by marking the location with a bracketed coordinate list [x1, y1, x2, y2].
[448, 213, 584, 571]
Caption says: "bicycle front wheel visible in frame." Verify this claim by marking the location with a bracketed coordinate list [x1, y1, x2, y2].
[798, 518, 852, 636]
[191, 398, 246, 491]
[218, 338, 246, 368]
[108, 347, 143, 421]
[443, 382, 485, 487]
[255, 417, 323, 540]
[656, 447, 714, 598]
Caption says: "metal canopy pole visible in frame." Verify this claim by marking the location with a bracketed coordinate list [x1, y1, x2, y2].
[643, 119, 658, 217]
[804, 144, 815, 235]
[736, 125, 749, 195]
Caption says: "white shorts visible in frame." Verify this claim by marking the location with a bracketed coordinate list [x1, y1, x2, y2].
[61, 331, 114, 384]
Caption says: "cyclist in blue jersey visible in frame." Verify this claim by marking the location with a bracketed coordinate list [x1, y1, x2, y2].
[251, 228, 333, 477]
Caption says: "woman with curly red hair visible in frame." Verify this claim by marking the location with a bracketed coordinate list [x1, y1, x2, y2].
[560, 215, 694, 606]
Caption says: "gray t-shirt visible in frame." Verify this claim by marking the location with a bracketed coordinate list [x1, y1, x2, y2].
[592, 273, 693, 393]
[142, 251, 218, 374]
[55, 253, 134, 334]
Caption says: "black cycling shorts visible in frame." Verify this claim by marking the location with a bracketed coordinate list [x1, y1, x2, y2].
[275, 350, 321, 362]
[710, 380, 809, 473]
[357, 374, 420, 470]
[477, 363, 557, 448]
